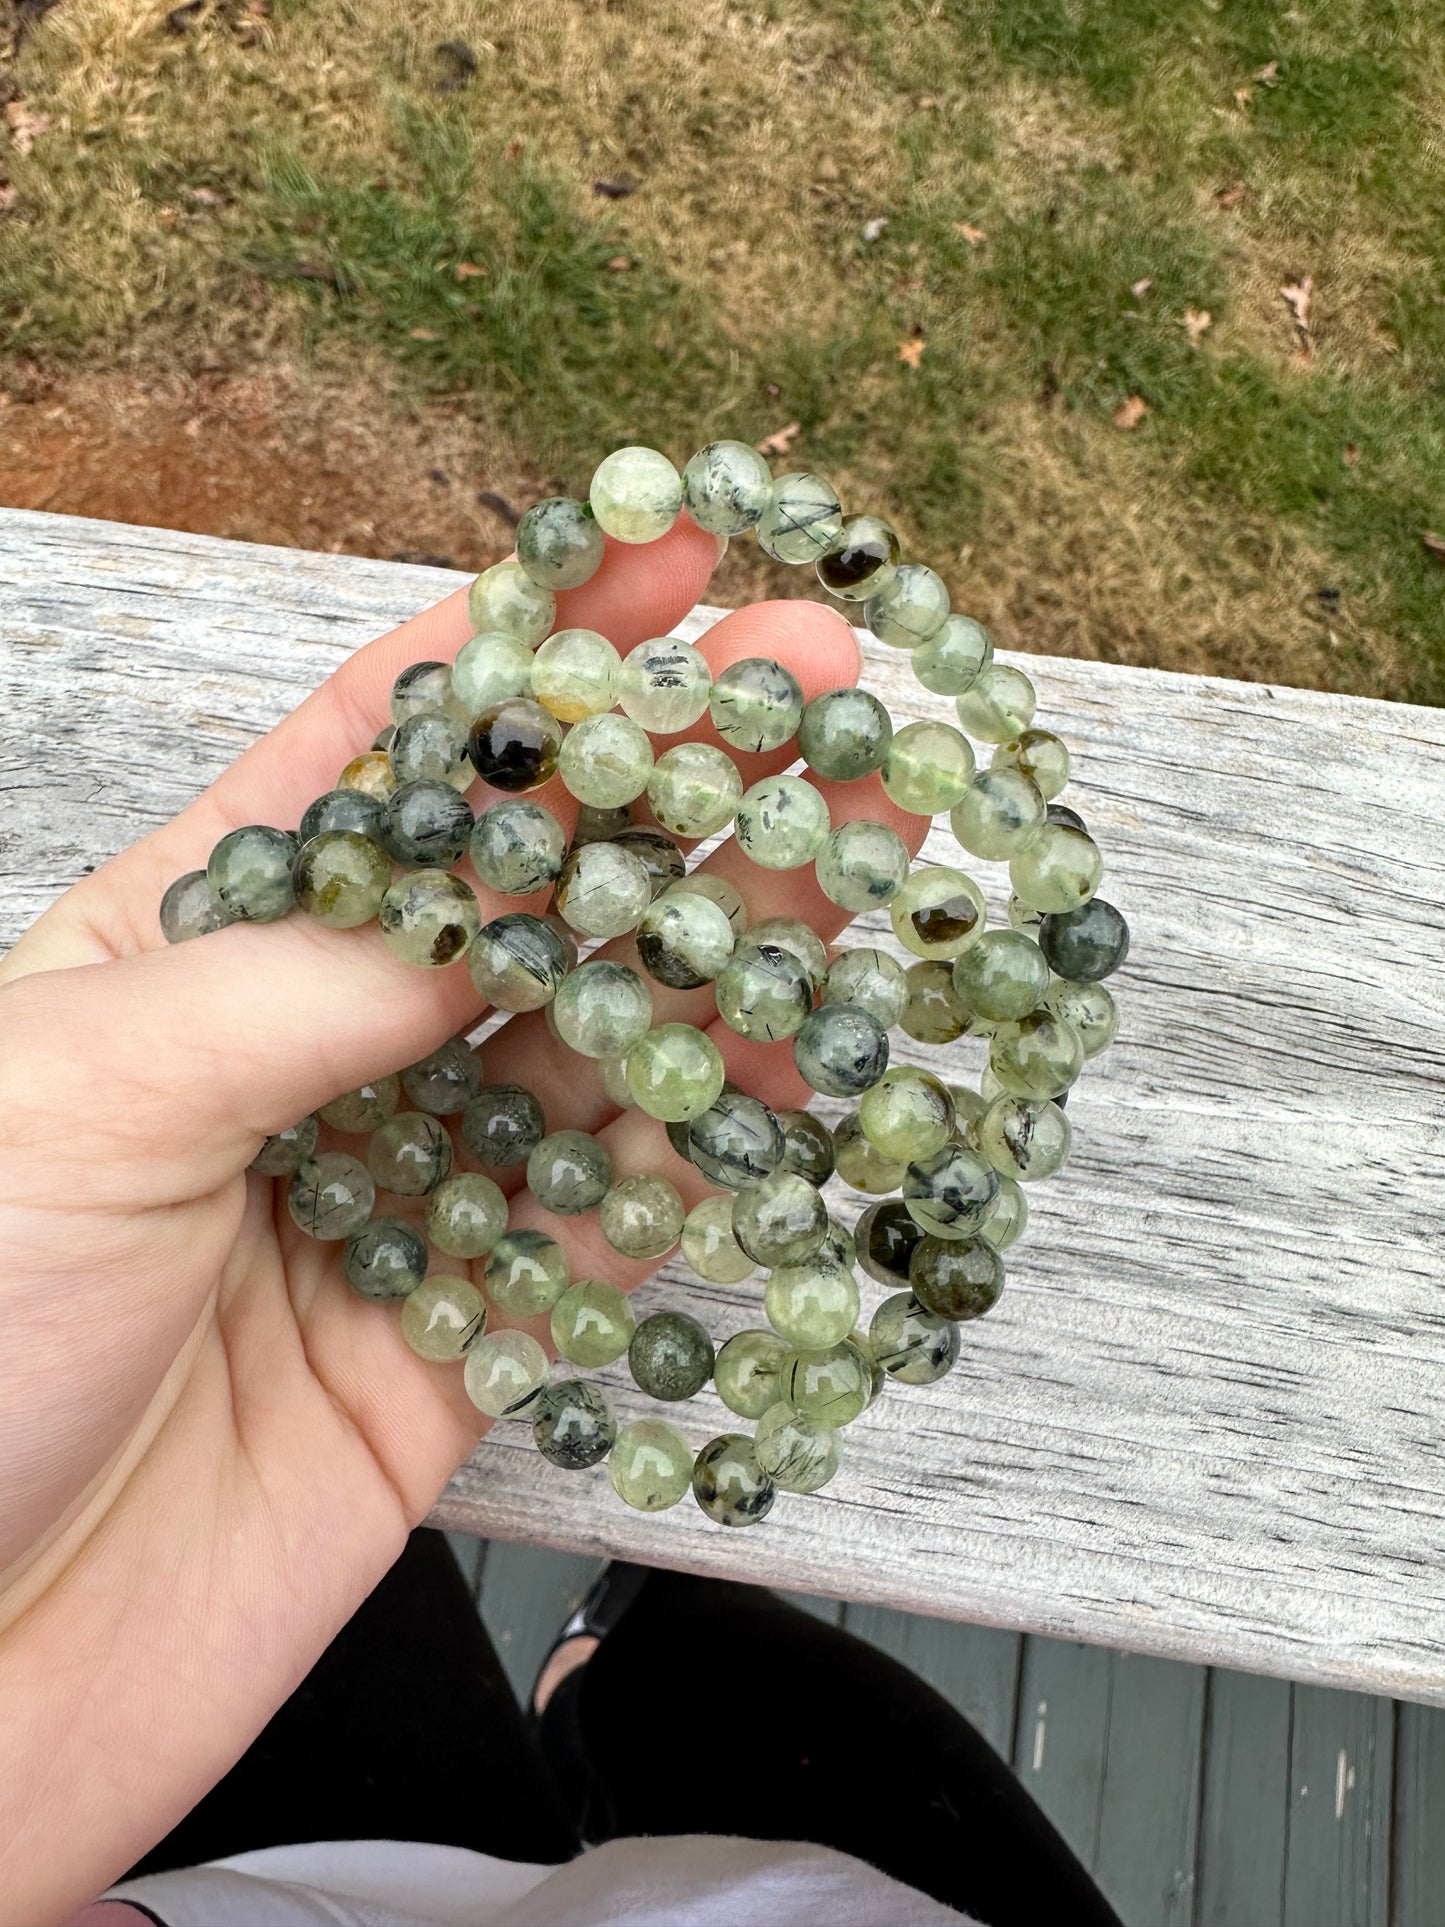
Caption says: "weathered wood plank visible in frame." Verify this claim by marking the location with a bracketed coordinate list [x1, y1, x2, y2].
[1012, 1637, 1113, 1865]
[844, 1606, 1021, 1758]
[1284, 1686, 1393, 1927]
[1195, 1668, 1291, 1927]
[1094, 1653, 1204, 1927]
[477, 1541, 601, 1710]
[1389, 1701, 1445, 1927]
[5, 508, 1445, 1701]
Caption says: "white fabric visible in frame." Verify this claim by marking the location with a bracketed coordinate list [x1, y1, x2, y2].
[109, 1835, 977, 1927]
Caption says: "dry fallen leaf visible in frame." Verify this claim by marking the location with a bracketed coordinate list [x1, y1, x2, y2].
[1343, 443, 1360, 467]
[1280, 275, 1313, 354]
[1422, 531, 1445, 561]
[453, 261, 486, 280]
[1254, 60, 1279, 84]
[0, 183, 16, 214]
[757, 422, 801, 457]
[1130, 277, 1154, 297]
[1113, 395, 1149, 429]
[593, 179, 635, 200]
[504, 136, 524, 161]
[898, 332, 926, 368]
[408, 327, 441, 341]
[4, 101, 51, 156]
[605, 253, 632, 272]
[954, 222, 988, 246]
[1216, 179, 1249, 209]
[1234, 85, 1252, 107]
[1183, 307, 1213, 345]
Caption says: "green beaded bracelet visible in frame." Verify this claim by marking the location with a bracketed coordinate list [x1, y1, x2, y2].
[167, 436, 1130, 1531]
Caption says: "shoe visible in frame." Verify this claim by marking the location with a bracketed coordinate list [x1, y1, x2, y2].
[530, 1559, 653, 1718]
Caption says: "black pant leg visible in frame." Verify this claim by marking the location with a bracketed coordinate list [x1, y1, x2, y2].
[128, 1527, 579, 1877]
[569, 1570, 1121, 1927]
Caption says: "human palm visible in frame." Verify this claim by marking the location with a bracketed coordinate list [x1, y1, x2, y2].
[0, 520, 919, 1922]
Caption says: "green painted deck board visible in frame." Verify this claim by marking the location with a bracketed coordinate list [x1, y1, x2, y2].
[1390, 1701, 1445, 1927]
[1196, 1667, 1292, 1927]
[1284, 1685, 1394, 1927]
[1012, 1637, 1114, 1865]
[1094, 1653, 1205, 1927]
[845, 1605, 1022, 1759]
[477, 1541, 600, 1709]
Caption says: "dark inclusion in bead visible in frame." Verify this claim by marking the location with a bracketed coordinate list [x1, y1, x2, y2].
[629, 1310, 716, 1401]
[386, 780, 475, 867]
[473, 912, 571, 1008]
[300, 788, 391, 844]
[776, 1108, 836, 1187]
[855, 1197, 925, 1289]
[909, 1234, 1005, 1321]
[1045, 802, 1088, 834]
[794, 1003, 890, 1098]
[468, 697, 563, 793]
[817, 516, 901, 594]
[910, 893, 983, 950]
[1039, 897, 1130, 983]
[685, 1091, 786, 1189]
[533, 1379, 618, 1470]
[342, 1217, 429, 1302]
[613, 825, 687, 900]
[693, 1434, 776, 1527]
[462, 1083, 546, 1167]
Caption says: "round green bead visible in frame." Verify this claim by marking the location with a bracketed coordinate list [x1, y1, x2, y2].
[911, 613, 993, 695]
[909, 1235, 1005, 1322]
[989, 1009, 1085, 1100]
[527, 1129, 612, 1215]
[160, 868, 233, 943]
[555, 842, 652, 940]
[776, 1108, 836, 1187]
[979, 1094, 1071, 1181]
[403, 1050, 480, 1119]
[682, 1195, 756, 1285]
[390, 710, 471, 789]
[765, 1255, 860, 1350]
[1009, 826, 1103, 914]
[531, 627, 621, 723]
[287, 1152, 375, 1240]
[815, 821, 910, 911]
[557, 711, 654, 809]
[379, 868, 479, 967]
[732, 1171, 828, 1267]
[646, 741, 743, 838]
[709, 656, 805, 754]
[599, 1052, 634, 1109]
[609, 1418, 692, 1511]
[208, 824, 295, 922]
[551, 959, 653, 1059]
[468, 698, 563, 795]
[881, 720, 975, 815]
[461, 1083, 544, 1167]
[822, 947, 908, 1028]
[573, 802, 632, 846]
[956, 663, 1036, 742]
[714, 1328, 788, 1419]
[469, 912, 569, 1011]
[516, 496, 604, 590]
[292, 831, 390, 927]
[589, 445, 682, 543]
[533, 1379, 617, 1469]
[889, 866, 987, 961]
[466, 560, 556, 647]
[671, 870, 747, 935]
[903, 1139, 999, 1240]
[686, 1092, 785, 1189]
[625, 1023, 725, 1122]
[485, 1228, 570, 1316]
[401, 1274, 487, 1358]
[869, 1292, 960, 1384]
[817, 513, 900, 601]
[1045, 978, 1118, 1057]
[992, 727, 1070, 801]
[682, 439, 774, 535]
[367, 1112, 453, 1196]
[900, 959, 969, 1043]
[797, 685, 893, 782]
[250, 1115, 318, 1176]
[426, 1171, 507, 1259]
[618, 638, 713, 733]
[735, 775, 830, 870]
[470, 800, 565, 897]
[630, 1309, 715, 1400]
[716, 944, 816, 1048]
[950, 769, 1047, 861]
[864, 563, 950, 650]
[342, 1217, 429, 1301]
[693, 1434, 776, 1527]
[859, 1066, 955, 1162]
[755, 1400, 841, 1494]
[1040, 898, 1129, 984]
[952, 929, 1051, 1023]
[601, 1172, 686, 1259]
[614, 826, 686, 899]
[386, 780, 474, 867]
[793, 1003, 890, 1098]
[855, 1197, 925, 1288]
[337, 751, 398, 803]
[551, 1279, 637, 1368]
[778, 1339, 871, 1429]
[463, 1329, 549, 1419]
[746, 916, 827, 988]
[300, 788, 390, 845]
[832, 1111, 907, 1194]
[637, 888, 736, 990]
[980, 1174, 1028, 1250]
[451, 632, 534, 719]
[390, 660, 460, 726]
[756, 471, 843, 564]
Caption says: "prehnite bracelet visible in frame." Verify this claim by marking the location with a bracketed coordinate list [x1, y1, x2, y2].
[159, 440, 1129, 1529]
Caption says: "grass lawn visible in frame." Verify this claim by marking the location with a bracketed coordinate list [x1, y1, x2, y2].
[1, 0, 1442, 702]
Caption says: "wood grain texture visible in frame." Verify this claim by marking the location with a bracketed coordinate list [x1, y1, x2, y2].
[1093, 1653, 1204, 1927]
[1284, 1685, 1394, 1926]
[1196, 1668, 1292, 1927]
[4, 507, 1444, 1702]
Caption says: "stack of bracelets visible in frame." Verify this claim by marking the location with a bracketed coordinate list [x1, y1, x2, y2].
[158, 440, 1129, 1530]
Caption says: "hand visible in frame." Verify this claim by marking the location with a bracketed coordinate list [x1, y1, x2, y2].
[0, 520, 921, 1921]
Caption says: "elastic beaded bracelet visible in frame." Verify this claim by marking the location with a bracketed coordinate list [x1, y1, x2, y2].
[161, 439, 1130, 1531]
